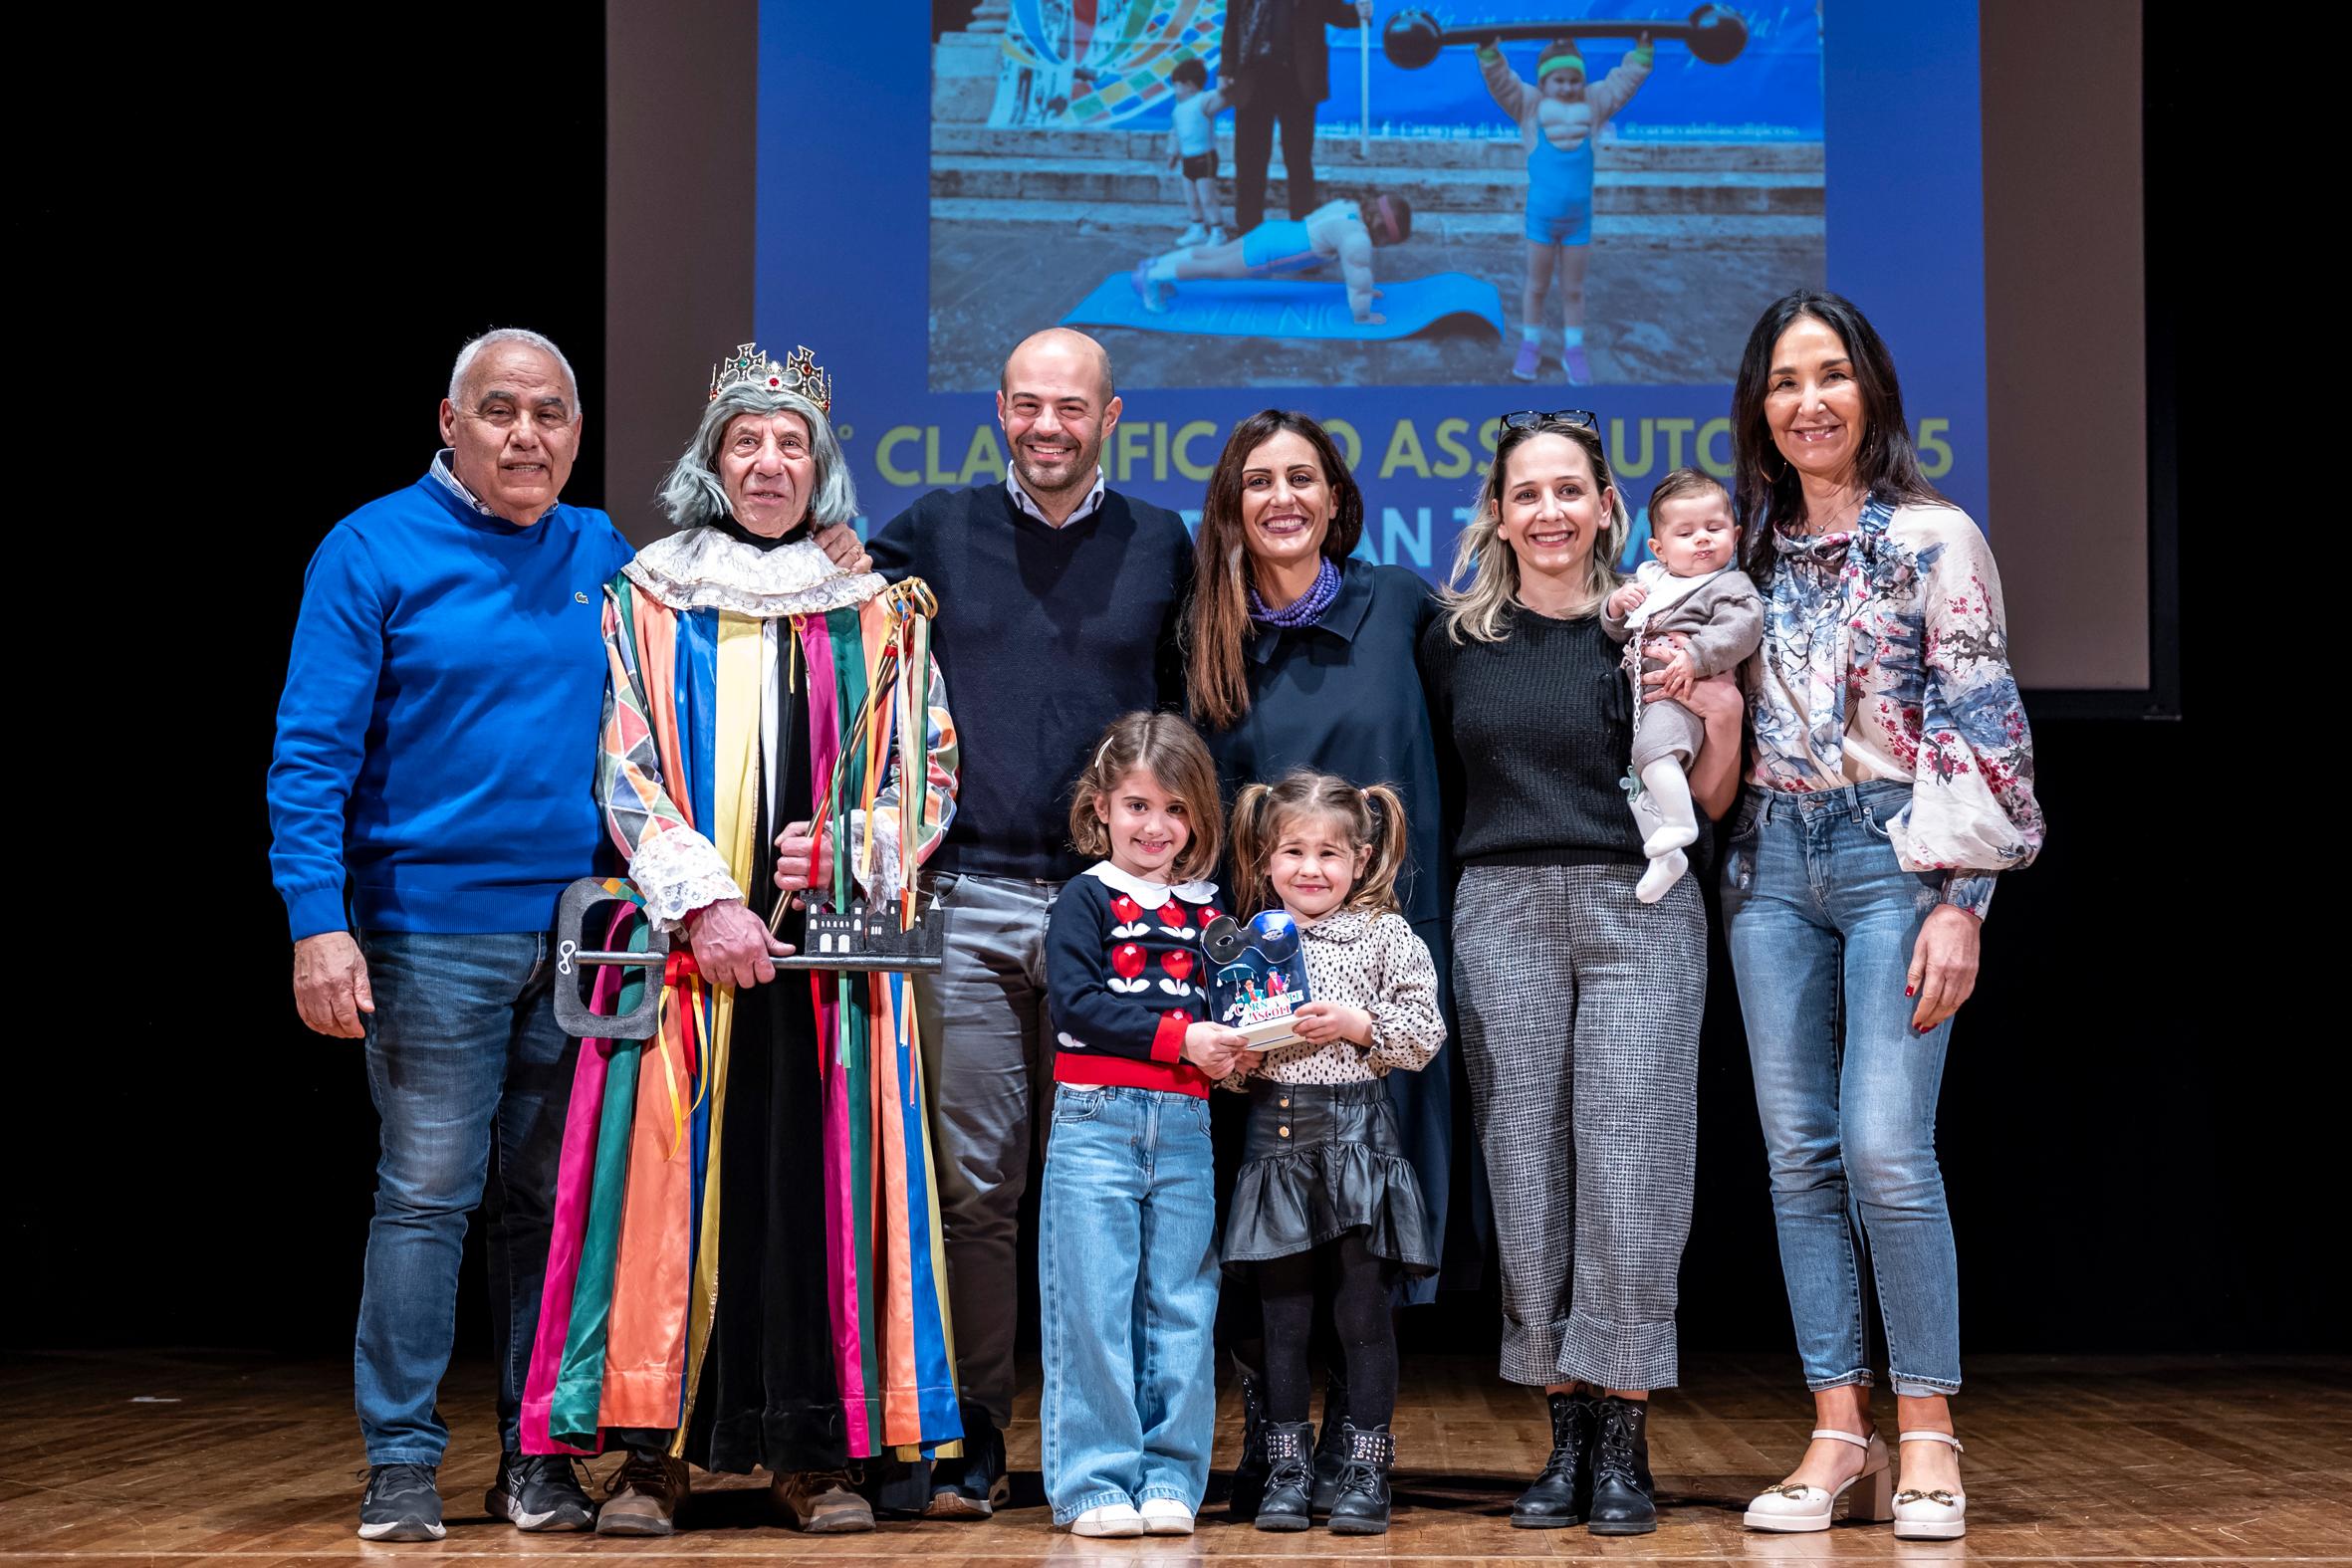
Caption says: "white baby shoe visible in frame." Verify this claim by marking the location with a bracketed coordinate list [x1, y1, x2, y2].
[1069, 1501, 1146, 1537]
[1137, 1497, 1195, 1534]
[1892, 1430, 1967, 1539]
[1742, 1429, 1892, 1532]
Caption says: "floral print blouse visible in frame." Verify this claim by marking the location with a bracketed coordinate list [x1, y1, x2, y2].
[1747, 497, 2043, 919]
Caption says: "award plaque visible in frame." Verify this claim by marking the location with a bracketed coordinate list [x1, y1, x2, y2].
[1202, 910, 1312, 1049]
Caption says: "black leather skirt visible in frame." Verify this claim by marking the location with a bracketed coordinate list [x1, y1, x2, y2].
[1222, 1078, 1437, 1274]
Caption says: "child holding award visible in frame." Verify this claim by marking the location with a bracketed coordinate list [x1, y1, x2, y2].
[1041, 714, 1247, 1538]
[1218, 770, 1446, 1536]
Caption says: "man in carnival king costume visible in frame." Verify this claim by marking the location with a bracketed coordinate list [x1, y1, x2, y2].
[519, 344, 963, 1537]
[270, 329, 622, 1543]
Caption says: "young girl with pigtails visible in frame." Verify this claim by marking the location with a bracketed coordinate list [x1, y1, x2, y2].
[1219, 769, 1447, 1536]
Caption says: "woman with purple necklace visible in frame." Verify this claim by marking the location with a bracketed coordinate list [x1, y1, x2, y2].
[1186, 409, 1455, 1524]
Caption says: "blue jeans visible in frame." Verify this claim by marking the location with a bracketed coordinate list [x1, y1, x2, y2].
[1039, 1085, 1220, 1524]
[1721, 782, 1962, 1397]
[354, 929, 577, 1464]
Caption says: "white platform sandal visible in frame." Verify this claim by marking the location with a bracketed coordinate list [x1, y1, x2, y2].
[1892, 1430, 1967, 1539]
[1742, 1429, 1893, 1532]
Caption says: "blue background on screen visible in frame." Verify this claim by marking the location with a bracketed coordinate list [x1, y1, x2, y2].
[760, 0, 1985, 566]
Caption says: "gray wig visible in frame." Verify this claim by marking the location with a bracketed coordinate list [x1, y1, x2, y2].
[658, 383, 858, 532]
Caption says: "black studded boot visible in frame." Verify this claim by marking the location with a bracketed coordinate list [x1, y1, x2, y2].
[1252, 1421, 1315, 1532]
[1511, 1389, 1596, 1528]
[1309, 1363, 1351, 1514]
[1323, 1421, 1394, 1535]
[1228, 1372, 1271, 1521]
[1586, 1395, 1658, 1535]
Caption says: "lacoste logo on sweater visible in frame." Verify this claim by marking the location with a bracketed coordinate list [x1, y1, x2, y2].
[575, 591, 590, 604]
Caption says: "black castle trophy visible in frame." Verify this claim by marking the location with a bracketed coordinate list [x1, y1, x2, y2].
[550, 875, 945, 1040]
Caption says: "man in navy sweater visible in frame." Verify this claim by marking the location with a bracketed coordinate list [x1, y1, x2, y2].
[269, 330, 628, 1543]
[866, 329, 1195, 1517]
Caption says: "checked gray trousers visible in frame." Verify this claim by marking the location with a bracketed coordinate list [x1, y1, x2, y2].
[911, 872, 1061, 1430]
[1454, 862, 1705, 1391]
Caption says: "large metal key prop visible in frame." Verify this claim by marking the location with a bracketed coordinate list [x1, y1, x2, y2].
[550, 874, 945, 1040]
[1382, 3, 1749, 69]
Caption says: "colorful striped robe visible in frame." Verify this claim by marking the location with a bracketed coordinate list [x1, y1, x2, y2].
[520, 540, 962, 1462]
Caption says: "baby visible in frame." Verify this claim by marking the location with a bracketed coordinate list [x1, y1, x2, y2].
[1477, 35, 1652, 382]
[1132, 193, 1413, 325]
[1602, 468, 1763, 902]
[1165, 57, 1232, 247]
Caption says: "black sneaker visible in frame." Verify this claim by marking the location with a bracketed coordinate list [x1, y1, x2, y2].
[923, 1412, 1009, 1519]
[486, 1452, 595, 1532]
[357, 1462, 445, 1541]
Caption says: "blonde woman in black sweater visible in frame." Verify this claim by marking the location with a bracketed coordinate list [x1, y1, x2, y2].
[1418, 412, 1741, 1534]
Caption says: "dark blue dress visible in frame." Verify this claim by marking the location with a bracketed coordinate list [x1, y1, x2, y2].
[1201, 558, 1470, 1301]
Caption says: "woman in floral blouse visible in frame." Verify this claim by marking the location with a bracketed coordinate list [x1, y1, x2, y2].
[1719, 292, 2042, 1544]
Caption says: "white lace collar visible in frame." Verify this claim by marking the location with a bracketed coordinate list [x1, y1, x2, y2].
[622, 526, 886, 617]
[1083, 860, 1218, 905]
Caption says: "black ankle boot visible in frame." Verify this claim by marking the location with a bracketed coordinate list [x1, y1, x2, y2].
[1586, 1395, 1658, 1535]
[1511, 1390, 1596, 1528]
[1309, 1365, 1351, 1513]
[1228, 1373, 1271, 1521]
[1252, 1421, 1315, 1532]
[1324, 1421, 1394, 1535]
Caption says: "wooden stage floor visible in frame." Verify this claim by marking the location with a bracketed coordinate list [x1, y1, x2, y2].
[5, 1351, 2347, 1564]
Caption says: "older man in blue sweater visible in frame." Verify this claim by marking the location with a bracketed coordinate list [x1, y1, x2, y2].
[269, 329, 630, 1543]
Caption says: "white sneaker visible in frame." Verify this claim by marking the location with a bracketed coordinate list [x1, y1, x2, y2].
[1070, 1502, 1147, 1537]
[1743, 1429, 1893, 1532]
[1892, 1430, 1967, 1539]
[1177, 222, 1209, 246]
[1207, 225, 1227, 245]
[1137, 1497, 1195, 1535]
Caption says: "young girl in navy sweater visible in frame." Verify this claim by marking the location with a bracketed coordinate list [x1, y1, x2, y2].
[1041, 713, 1249, 1537]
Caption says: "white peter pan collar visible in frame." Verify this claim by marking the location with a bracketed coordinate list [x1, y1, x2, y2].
[1084, 860, 1218, 905]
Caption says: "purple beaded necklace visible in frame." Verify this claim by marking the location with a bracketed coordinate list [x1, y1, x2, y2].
[1248, 556, 1342, 628]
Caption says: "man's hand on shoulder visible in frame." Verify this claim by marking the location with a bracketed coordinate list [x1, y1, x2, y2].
[813, 522, 871, 574]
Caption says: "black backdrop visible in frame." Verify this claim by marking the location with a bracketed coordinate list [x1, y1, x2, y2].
[18, 9, 2311, 1362]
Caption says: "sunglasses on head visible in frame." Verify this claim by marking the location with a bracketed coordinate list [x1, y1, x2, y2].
[1501, 409, 1598, 431]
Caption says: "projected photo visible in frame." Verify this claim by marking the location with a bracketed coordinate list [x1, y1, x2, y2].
[928, 0, 1823, 390]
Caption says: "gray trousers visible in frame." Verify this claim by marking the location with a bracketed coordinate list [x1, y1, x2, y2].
[912, 871, 1061, 1430]
[1454, 862, 1705, 1391]
[1630, 695, 1706, 773]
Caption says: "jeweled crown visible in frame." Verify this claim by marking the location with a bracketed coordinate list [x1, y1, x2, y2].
[709, 342, 831, 416]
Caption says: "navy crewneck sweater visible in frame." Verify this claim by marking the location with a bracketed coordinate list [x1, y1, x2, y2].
[868, 481, 1194, 880]
[269, 472, 634, 939]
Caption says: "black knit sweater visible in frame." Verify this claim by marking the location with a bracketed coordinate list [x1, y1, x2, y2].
[1419, 607, 1646, 867]
[867, 483, 1193, 880]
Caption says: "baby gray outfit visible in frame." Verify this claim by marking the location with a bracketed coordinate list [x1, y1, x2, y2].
[1601, 562, 1764, 771]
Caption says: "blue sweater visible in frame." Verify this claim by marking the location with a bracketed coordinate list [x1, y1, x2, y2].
[268, 470, 635, 939]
